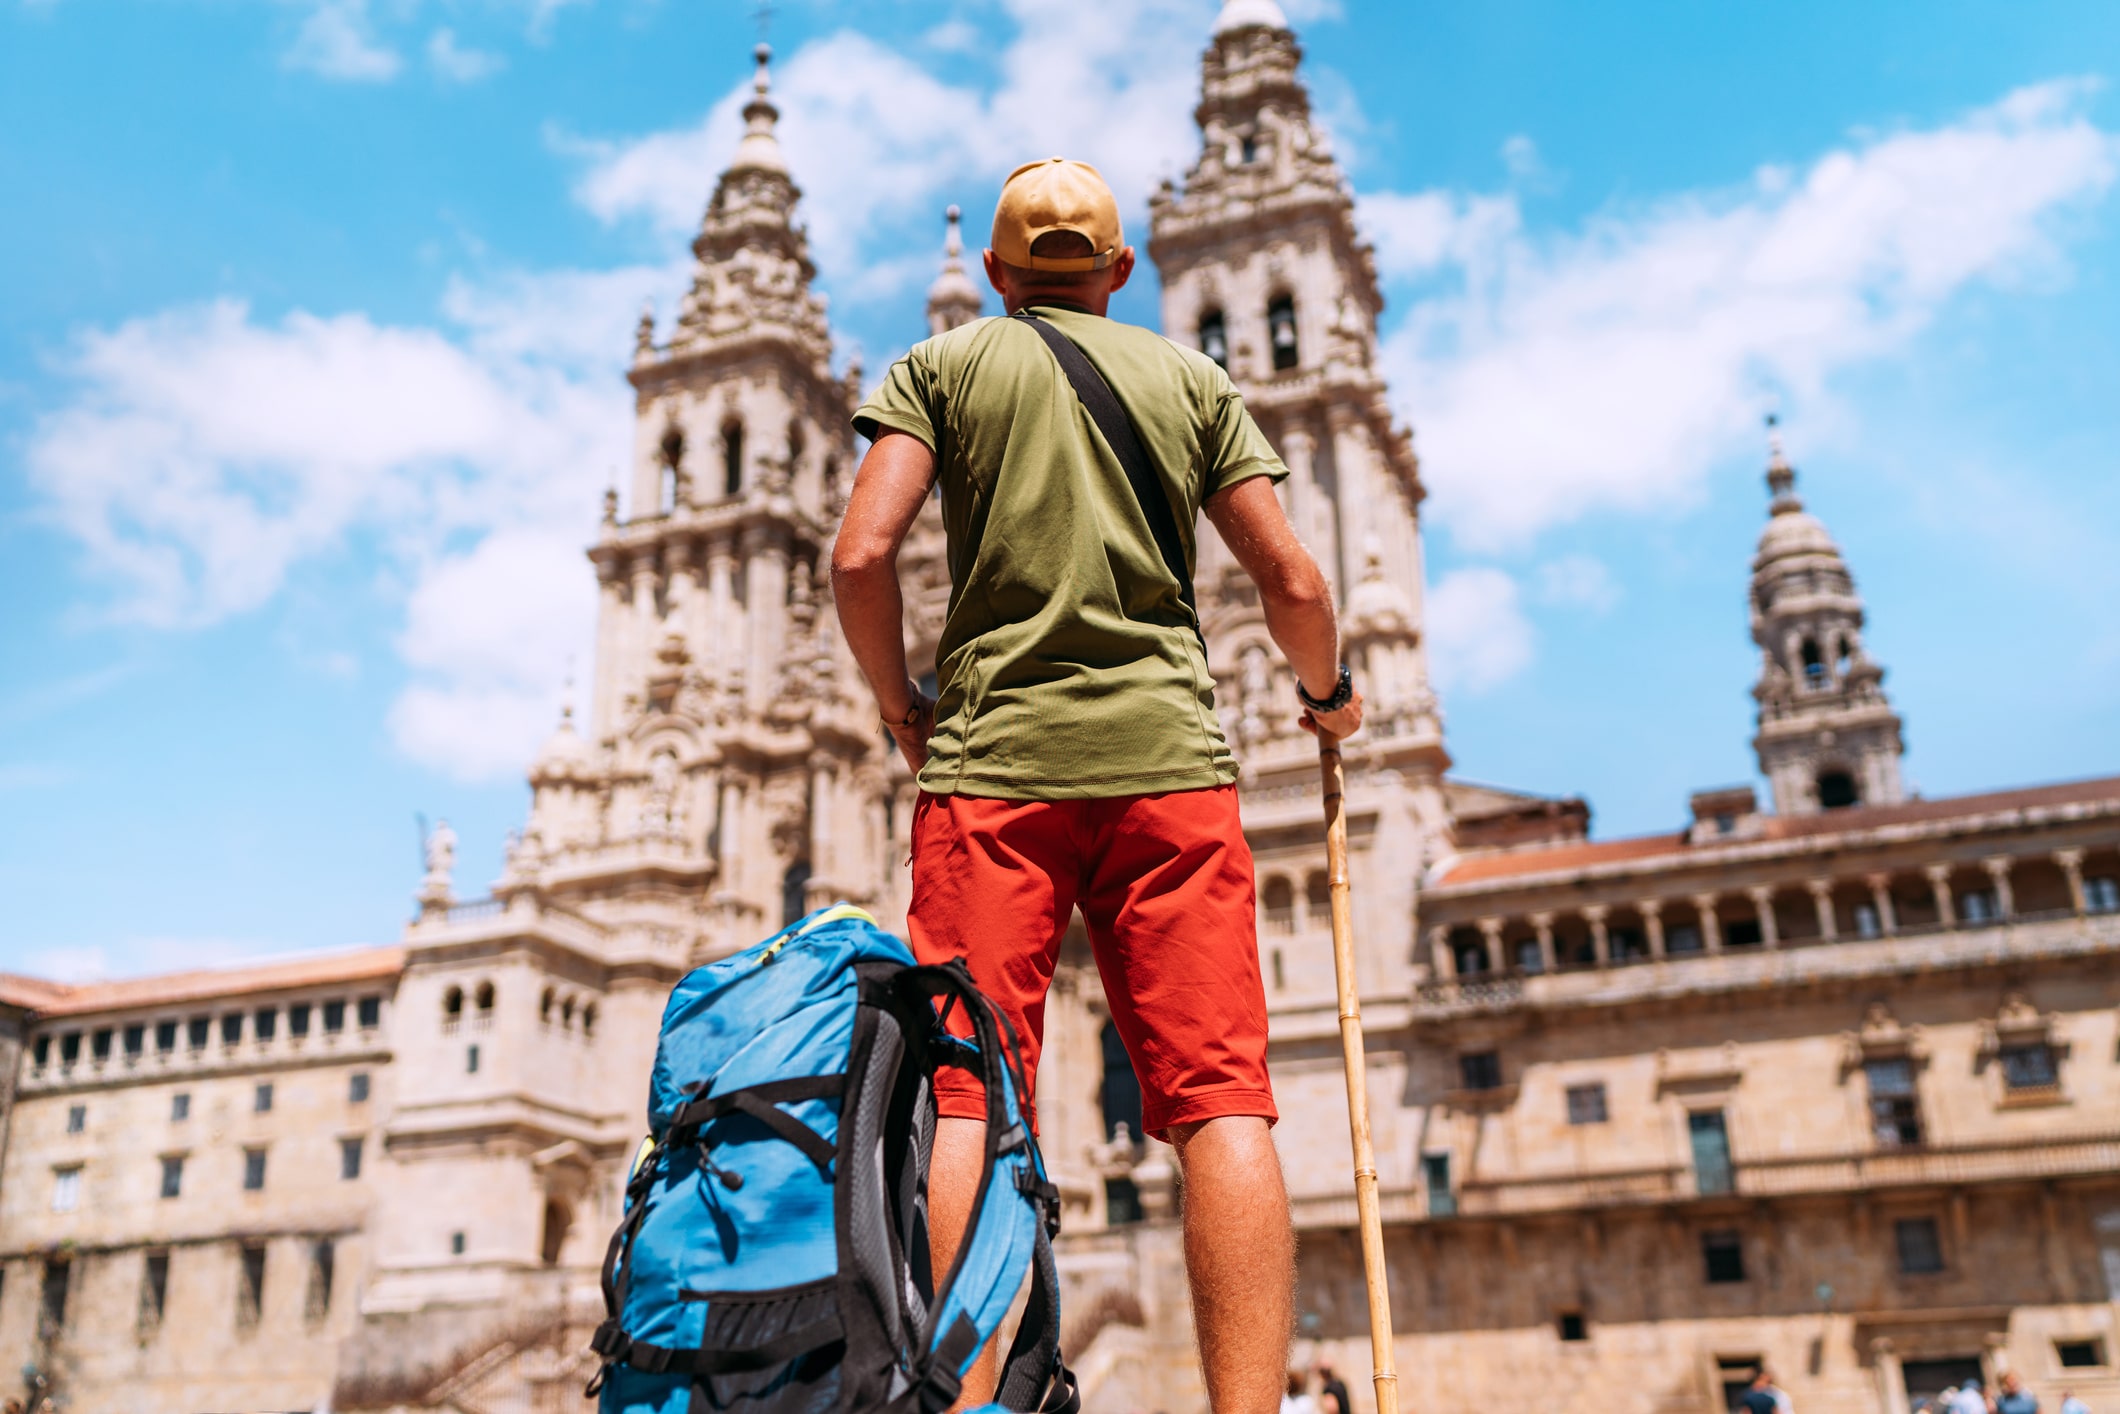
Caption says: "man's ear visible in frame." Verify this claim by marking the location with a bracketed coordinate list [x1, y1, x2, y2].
[982, 249, 1010, 298]
[1106, 246, 1137, 295]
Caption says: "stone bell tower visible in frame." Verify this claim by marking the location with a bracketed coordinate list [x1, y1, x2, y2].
[1749, 418, 1907, 815]
[505, 43, 898, 951]
[1147, 0, 1450, 961]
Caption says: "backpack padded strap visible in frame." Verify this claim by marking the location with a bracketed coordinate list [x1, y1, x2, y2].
[670, 1073, 845, 1169]
[994, 1222, 1072, 1413]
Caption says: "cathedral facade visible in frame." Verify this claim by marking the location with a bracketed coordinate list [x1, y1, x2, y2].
[3, 4, 2118, 1413]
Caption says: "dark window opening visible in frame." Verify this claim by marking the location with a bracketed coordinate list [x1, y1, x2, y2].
[1104, 1177, 1143, 1226]
[1422, 1153, 1455, 1218]
[1262, 876, 1295, 934]
[723, 421, 745, 497]
[123, 1023, 144, 1057]
[1100, 1021, 1144, 1142]
[1817, 769, 1859, 810]
[140, 1251, 169, 1333]
[658, 424, 686, 511]
[781, 861, 813, 928]
[1801, 638, 1824, 681]
[91, 1028, 112, 1060]
[1902, 1359, 1984, 1409]
[2055, 1340, 2104, 1368]
[2001, 1043, 2058, 1090]
[160, 1155, 184, 1199]
[1566, 1083, 1608, 1125]
[1610, 927, 1649, 962]
[243, 1148, 267, 1191]
[1718, 1357, 1763, 1413]
[1666, 924, 1704, 955]
[443, 985, 464, 1025]
[155, 1020, 178, 1052]
[237, 1243, 266, 1328]
[340, 1137, 363, 1181]
[1865, 1059, 1923, 1146]
[350, 1072, 371, 1104]
[1267, 295, 1299, 371]
[1724, 918, 1763, 948]
[2086, 876, 2120, 913]
[221, 1013, 242, 1046]
[474, 981, 495, 1014]
[1895, 1217, 1944, 1274]
[1854, 902, 1882, 938]
[253, 1007, 276, 1041]
[467, 1043, 480, 1073]
[1690, 1110, 1734, 1195]
[306, 1240, 335, 1321]
[451, 1231, 467, 1257]
[541, 1199, 573, 1264]
[1198, 310, 1228, 369]
[289, 1003, 311, 1038]
[1960, 889, 1998, 923]
[41, 1258, 71, 1335]
[60, 1031, 80, 1065]
[540, 987, 555, 1023]
[254, 1083, 273, 1114]
[171, 1092, 190, 1122]
[188, 1016, 211, 1050]
[1270, 948, 1286, 990]
[66, 1104, 85, 1134]
[323, 999, 346, 1033]
[1557, 1312, 1588, 1342]
[32, 1035, 49, 1067]
[357, 996, 380, 1029]
[1239, 134, 1258, 164]
[1701, 1230, 1746, 1283]
[1515, 938, 1544, 973]
[1458, 1051, 1502, 1091]
[1450, 930, 1488, 976]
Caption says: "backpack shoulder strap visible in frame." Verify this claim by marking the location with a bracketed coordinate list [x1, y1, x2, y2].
[1011, 309, 1199, 638]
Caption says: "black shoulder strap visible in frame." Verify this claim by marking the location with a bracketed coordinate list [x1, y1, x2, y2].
[1011, 310, 1199, 638]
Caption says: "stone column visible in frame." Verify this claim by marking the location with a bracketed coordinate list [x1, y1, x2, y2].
[1692, 894, 1723, 954]
[1640, 899, 1666, 959]
[1584, 905, 1610, 968]
[2054, 849, 2087, 915]
[666, 538, 698, 662]
[745, 525, 789, 712]
[1478, 917, 1505, 976]
[1280, 425, 1318, 573]
[1872, 1339, 1911, 1414]
[1925, 864, 1957, 928]
[1865, 873, 1898, 936]
[1747, 885, 1780, 949]
[1531, 912, 1557, 975]
[1983, 856, 2016, 920]
[705, 532, 738, 677]
[593, 563, 626, 735]
[1428, 925, 1455, 982]
[1807, 879, 1838, 942]
[630, 551, 660, 701]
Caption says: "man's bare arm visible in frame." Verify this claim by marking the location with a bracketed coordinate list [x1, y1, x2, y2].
[831, 431, 940, 772]
[1202, 476, 1364, 741]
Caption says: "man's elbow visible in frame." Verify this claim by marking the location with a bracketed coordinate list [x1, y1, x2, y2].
[831, 536, 894, 586]
[1258, 561, 1333, 614]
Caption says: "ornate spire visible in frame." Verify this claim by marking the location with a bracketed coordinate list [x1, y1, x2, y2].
[1213, 0, 1290, 34]
[925, 204, 984, 336]
[1748, 419, 1905, 815]
[729, 43, 787, 177]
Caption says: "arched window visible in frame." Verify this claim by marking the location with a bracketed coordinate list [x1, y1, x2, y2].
[540, 1199, 572, 1266]
[1801, 638, 1825, 682]
[1239, 133, 1259, 165]
[442, 986, 463, 1022]
[1266, 295, 1299, 371]
[658, 425, 685, 512]
[782, 860, 813, 928]
[722, 420, 745, 498]
[1197, 310, 1228, 370]
[582, 1003, 597, 1037]
[1261, 876, 1295, 934]
[1450, 927, 1488, 976]
[474, 981, 494, 1013]
[1306, 871, 1331, 926]
[1817, 769, 1860, 810]
[539, 987, 555, 1025]
[1098, 1021, 1143, 1143]
[560, 996, 576, 1029]
[1835, 636, 1853, 674]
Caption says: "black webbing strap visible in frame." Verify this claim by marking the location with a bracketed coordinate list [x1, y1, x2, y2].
[592, 1310, 847, 1376]
[1011, 309, 1201, 644]
[995, 1221, 1076, 1414]
[670, 1073, 845, 1168]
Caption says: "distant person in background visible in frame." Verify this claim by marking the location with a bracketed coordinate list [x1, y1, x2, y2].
[1995, 1372, 2038, 1414]
[1315, 1361, 1352, 1414]
[2057, 1391, 2087, 1414]
[1281, 1370, 1319, 1414]
[1739, 1370, 1780, 1414]
[1948, 1377, 1992, 1414]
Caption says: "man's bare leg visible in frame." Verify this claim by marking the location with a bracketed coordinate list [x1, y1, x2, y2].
[928, 1116, 1000, 1407]
[1168, 1115, 1293, 1414]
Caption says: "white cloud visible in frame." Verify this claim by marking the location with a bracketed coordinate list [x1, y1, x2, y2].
[1369, 80, 2119, 550]
[572, 1, 1212, 292]
[1426, 567, 1533, 694]
[427, 28, 504, 83]
[284, 0, 401, 82]
[1534, 554, 1619, 613]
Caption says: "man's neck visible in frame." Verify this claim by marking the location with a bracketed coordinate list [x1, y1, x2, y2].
[1004, 292, 1106, 317]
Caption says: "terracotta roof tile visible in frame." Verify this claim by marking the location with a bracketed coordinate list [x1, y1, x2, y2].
[0, 974, 75, 1011]
[22, 948, 404, 1020]
[1436, 773, 2120, 888]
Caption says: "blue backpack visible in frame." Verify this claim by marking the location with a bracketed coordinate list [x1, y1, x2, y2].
[588, 904, 1078, 1414]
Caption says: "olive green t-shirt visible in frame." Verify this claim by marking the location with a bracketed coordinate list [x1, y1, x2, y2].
[853, 304, 1287, 800]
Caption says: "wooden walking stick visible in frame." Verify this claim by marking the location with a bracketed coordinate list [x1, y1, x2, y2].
[1318, 734, 1401, 1414]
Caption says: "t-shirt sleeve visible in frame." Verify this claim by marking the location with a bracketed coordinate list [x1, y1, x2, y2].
[852, 346, 939, 450]
[1202, 366, 1288, 497]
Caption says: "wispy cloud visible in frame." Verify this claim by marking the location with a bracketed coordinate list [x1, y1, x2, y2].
[1367, 80, 2120, 550]
[284, 0, 401, 82]
[427, 27, 504, 83]
[0, 661, 141, 728]
[1427, 567, 1533, 695]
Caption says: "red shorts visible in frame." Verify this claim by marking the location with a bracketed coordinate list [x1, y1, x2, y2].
[906, 785, 1275, 1140]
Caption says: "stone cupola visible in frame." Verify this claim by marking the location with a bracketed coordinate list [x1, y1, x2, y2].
[1749, 417, 1906, 815]
[925, 205, 984, 336]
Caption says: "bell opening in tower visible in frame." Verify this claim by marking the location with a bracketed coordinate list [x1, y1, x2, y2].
[1267, 294, 1299, 370]
[722, 419, 745, 498]
[1801, 637, 1825, 683]
[1198, 310, 1229, 369]
[1817, 769, 1860, 810]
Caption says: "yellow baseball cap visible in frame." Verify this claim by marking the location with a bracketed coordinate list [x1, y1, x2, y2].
[991, 157, 1124, 271]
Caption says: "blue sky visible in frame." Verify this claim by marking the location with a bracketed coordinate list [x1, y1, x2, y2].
[4, 0, 2119, 979]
